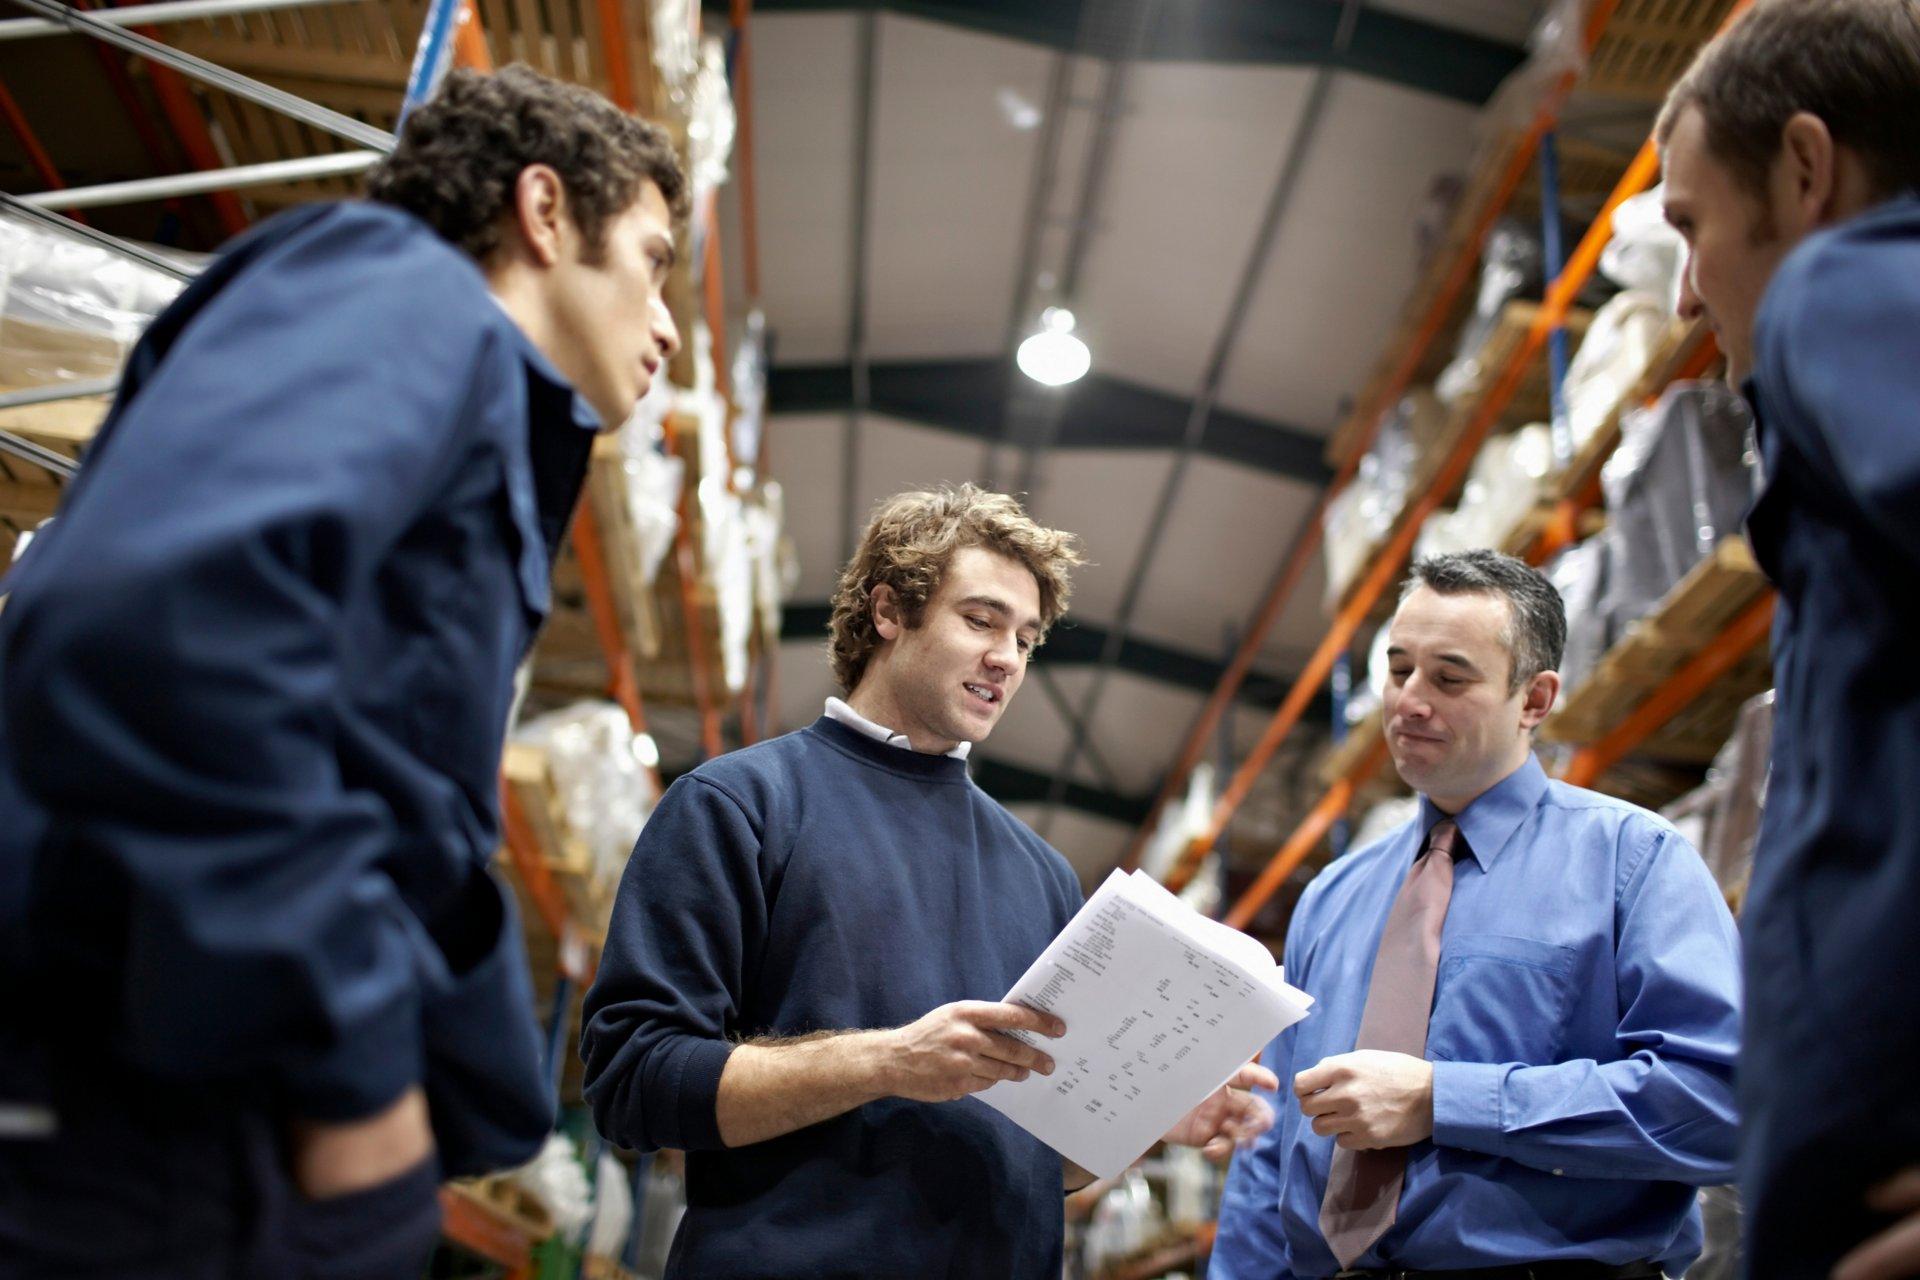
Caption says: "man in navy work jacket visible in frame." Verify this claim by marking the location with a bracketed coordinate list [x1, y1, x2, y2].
[581, 484, 1277, 1279]
[0, 66, 683, 1278]
[1213, 551, 1740, 1279]
[1655, 3, 1920, 1274]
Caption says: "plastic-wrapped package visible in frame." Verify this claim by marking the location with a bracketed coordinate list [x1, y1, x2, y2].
[1453, 424, 1556, 551]
[743, 486, 788, 647]
[506, 1133, 595, 1240]
[1691, 1185, 1744, 1280]
[730, 308, 767, 472]
[1544, 537, 1610, 698]
[512, 702, 660, 901]
[1599, 381, 1756, 627]
[1476, 0, 1592, 150]
[703, 475, 753, 695]
[0, 207, 190, 387]
[649, 0, 699, 95]
[585, 1147, 635, 1262]
[1563, 289, 1671, 450]
[1700, 692, 1772, 901]
[1436, 220, 1545, 408]
[1413, 506, 1476, 565]
[1141, 762, 1216, 884]
[1322, 414, 1417, 607]
[616, 421, 684, 588]
[1599, 185, 1687, 312]
[686, 36, 737, 196]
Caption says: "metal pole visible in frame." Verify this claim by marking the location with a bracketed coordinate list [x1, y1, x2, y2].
[1329, 650, 1351, 857]
[0, 378, 120, 411]
[0, 428, 80, 479]
[545, 973, 574, 1099]
[400, 0, 462, 124]
[0, 0, 367, 40]
[1038, 0, 1367, 832]
[1540, 131, 1574, 467]
[839, 9, 877, 566]
[4, 0, 395, 154]
[19, 151, 382, 211]
[0, 192, 197, 281]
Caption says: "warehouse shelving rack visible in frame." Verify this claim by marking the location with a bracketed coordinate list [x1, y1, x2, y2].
[1124, 0, 1777, 945]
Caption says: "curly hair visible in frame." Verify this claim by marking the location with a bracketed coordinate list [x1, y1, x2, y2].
[828, 485, 1085, 693]
[366, 64, 690, 265]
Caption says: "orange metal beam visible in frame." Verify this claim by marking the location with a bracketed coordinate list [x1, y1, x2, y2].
[453, 0, 492, 72]
[1222, 739, 1388, 931]
[103, 0, 249, 237]
[594, 0, 638, 111]
[499, 780, 569, 943]
[1561, 593, 1774, 788]
[0, 81, 85, 223]
[729, 0, 761, 303]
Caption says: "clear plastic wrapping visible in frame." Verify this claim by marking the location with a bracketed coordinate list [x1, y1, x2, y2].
[1544, 536, 1610, 699]
[511, 701, 659, 902]
[0, 207, 189, 387]
[1699, 692, 1772, 901]
[1563, 289, 1671, 450]
[1350, 796, 1420, 854]
[1599, 185, 1687, 312]
[1323, 413, 1417, 608]
[1599, 380, 1757, 626]
[505, 1133, 595, 1240]
[1416, 424, 1556, 564]
[1436, 220, 1546, 408]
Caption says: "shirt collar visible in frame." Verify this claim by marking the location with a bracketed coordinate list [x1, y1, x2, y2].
[1416, 752, 1549, 869]
[824, 697, 972, 760]
[489, 292, 603, 434]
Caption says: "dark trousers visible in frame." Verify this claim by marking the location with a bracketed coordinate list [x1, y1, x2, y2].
[0, 1051, 442, 1280]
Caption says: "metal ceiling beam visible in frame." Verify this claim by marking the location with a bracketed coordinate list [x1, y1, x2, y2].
[0, 0, 367, 40]
[698, 0, 1523, 105]
[1035, 0, 1366, 836]
[19, 151, 383, 210]
[1010, 0, 1155, 502]
[839, 7, 878, 564]
[770, 358, 1333, 486]
[778, 600, 1333, 719]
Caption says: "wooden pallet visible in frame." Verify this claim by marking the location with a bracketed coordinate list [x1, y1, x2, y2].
[1544, 537, 1771, 760]
[1315, 708, 1394, 789]
[1584, 0, 1742, 103]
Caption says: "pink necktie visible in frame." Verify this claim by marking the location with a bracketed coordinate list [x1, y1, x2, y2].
[1318, 819, 1459, 1269]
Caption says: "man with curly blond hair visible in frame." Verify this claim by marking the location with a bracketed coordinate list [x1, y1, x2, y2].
[0, 65, 682, 1278]
[583, 484, 1275, 1278]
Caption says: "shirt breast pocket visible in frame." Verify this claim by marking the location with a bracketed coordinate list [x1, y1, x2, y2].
[1427, 934, 1579, 1067]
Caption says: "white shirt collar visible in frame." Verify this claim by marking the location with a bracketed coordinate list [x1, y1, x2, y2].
[824, 697, 972, 760]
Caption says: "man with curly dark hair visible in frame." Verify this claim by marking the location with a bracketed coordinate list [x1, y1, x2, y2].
[581, 485, 1276, 1278]
[0, 65, 681, 1278]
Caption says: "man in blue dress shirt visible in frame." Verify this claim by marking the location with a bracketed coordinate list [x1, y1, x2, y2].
[1213, 551, 1740, 1279]
[1655, 3, 1920, 1274]
[0, 67, 682, 1277]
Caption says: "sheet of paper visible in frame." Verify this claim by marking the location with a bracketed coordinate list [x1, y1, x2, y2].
[979, 871, 1313, 1179]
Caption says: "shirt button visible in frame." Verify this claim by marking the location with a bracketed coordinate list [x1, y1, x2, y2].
[1553, 1168, 1565, 1177]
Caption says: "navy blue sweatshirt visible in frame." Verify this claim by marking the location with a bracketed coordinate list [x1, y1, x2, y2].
[581, 716, 1084, 1278]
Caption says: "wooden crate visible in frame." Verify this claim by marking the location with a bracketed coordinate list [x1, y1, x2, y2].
[0, 393, 104, 566]
[1584, 0, 1742, 103]
[1544, 537, 1772, 760]
[500, 739, 619, 929]
[445, 1175, 555, 1244]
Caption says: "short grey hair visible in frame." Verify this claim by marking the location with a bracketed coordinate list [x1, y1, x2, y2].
[1400, 549, 1566, 693]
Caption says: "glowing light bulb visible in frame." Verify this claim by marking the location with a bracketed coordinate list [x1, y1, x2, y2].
[1016, 307, 1091, 386]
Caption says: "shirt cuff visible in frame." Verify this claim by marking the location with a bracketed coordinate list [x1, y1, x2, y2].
[1429, 1060, 1507, 1156]
[654, 1035, 736, 1152]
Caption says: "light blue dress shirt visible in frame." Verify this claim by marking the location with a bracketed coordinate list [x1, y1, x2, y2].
[1212, 755, 1740, 1277]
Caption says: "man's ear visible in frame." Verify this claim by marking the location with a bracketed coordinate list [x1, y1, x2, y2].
[510, 164, 568, 269]
[870, 584, 904, 642]
[1519, 668, 1560, 731]
[1777, 111, 1837, 234]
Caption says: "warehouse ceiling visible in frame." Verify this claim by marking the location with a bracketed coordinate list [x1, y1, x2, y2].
[717, 0, 1551, 884]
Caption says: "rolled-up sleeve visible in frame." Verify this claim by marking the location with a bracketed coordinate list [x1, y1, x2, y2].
[580, 775, 768, 1152]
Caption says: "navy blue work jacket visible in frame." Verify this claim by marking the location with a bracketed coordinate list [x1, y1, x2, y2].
[1738, 194, 1920, 1274]
[0, 202, 598, 1175]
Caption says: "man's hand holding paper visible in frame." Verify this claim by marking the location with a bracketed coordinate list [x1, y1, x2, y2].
[979, 869, 1311, 1178]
